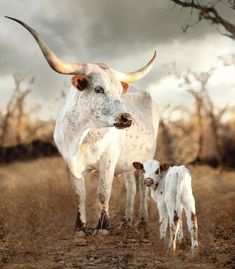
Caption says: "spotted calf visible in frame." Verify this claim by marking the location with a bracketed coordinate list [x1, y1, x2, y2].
[133, 160, 199, 256]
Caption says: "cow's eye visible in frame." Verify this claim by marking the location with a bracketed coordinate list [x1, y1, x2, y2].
[155, 169, 159, 175]
[143, 169, 145, 173]
[95, 86, 105, 94]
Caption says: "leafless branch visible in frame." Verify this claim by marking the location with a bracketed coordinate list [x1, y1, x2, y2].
[228, 0, 235, 9]
[170, 0, 235, 39]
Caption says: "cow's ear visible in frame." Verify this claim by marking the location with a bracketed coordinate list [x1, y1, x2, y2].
[121, 81, 129, 95]
[160, 163, 170, 172]
[71, 75, 89, 91]
[133, 162, 144, 170]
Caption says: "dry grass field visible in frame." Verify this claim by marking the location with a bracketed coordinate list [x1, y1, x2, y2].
[0, 157, 234, 268]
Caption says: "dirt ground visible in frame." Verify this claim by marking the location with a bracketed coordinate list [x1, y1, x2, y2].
[0, 157, 234, 269]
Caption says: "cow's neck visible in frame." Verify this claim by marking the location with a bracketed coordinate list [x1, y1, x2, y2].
[151, 175, 165, 193]
[62, 110, 113, 158]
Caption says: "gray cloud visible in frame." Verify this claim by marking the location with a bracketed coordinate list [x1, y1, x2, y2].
[0, 0, 234, 118]
[3, 0, 233, 62]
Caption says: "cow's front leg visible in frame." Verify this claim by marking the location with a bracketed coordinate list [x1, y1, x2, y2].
[96, 158, 116, 234]
[72, 175, 87, 237]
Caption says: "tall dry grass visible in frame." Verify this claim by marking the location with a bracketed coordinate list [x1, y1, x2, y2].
[0, 157, 234, 265]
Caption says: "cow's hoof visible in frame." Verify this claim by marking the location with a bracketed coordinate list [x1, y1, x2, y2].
[166, 246, 176, 257]
[136, 219, 147, 228]
[159, 237, 168, 248]
[191, 247, 200, 260]
[97, 229, 110, 235]
[83, 227, 96, 236]
[74, 230, 86, 238]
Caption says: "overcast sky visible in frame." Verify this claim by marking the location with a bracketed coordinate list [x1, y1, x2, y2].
[0, 0, 235, 120]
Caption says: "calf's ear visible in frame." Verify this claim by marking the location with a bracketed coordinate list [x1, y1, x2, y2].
[133, 162, 143, 170]
[160, 163, 170, 172]
[71, 75, 89, 91]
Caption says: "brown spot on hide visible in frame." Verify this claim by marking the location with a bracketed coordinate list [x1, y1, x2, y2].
[191, 212, 197, 223]
[97, 209, 109, 230]
[174, 210, 179, 225]
[191, 212, 198, 241]
[98, 193, 105, 204]
[179, 239, 186, 250]
[75, 209, 85, 231]
[71, 75, 88, 91]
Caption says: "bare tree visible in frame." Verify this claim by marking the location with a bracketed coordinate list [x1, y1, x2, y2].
[179, 68, 227, 165]
[158, 105, 180, 161]
[170, 0, 235, 39]
[0, 73, 34, 146]
[13, 73, 33, 144]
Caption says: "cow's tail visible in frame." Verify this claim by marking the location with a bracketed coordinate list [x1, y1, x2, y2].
[176, 167, 185, 214]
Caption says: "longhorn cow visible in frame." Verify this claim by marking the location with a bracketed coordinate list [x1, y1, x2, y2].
[6, 16, 160, 236]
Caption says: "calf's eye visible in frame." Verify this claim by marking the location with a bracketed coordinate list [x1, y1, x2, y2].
[155, 169, 159, 175]
[95, 86, 105, 94]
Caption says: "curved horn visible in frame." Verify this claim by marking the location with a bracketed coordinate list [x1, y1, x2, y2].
[5, 16, 81, 75]
[115, 51, 157, 83]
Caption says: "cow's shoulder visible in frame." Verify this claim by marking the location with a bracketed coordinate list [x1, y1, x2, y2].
[122, 88, 154, 110]
[82, 129, 107, 144]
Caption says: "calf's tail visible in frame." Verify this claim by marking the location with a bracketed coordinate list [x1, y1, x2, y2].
[176, 168, 185, 214]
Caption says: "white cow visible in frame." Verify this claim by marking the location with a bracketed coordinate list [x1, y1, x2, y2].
[133, 160, 199, 256]
[7, 17, 159, 235]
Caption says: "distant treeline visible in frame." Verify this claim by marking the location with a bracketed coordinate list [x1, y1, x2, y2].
[0, 139, 59, 164]
[0, 137, 234, 169]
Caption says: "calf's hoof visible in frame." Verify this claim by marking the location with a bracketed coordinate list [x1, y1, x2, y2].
[118, 219, 133, 230]
[97, 229, 110, 236]
[191, 246, 200, 259]
[136, 220, 147, 227]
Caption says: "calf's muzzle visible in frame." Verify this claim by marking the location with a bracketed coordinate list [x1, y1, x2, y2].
[144, 178, 154, 187]
[114, 113, 132, 129]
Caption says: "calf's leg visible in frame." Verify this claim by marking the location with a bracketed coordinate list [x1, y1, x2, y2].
[121, 171, 136, 226]
[157, 201, 168, 240]
[183, 197, 199, 256]
[138, 170, 149, 224]
[177, 206, 185, 249]
[166, 200, 180, 255]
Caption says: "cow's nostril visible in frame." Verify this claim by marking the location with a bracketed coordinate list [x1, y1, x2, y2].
[121, 115, 128, 123]
[120, 113, 132, 123]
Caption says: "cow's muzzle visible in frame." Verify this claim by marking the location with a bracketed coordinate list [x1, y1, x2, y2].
[114, 113, 132, 129]
[144, 178, 154, 187]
